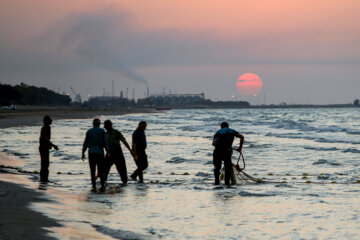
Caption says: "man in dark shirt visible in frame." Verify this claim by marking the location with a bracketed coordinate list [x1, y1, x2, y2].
[82, 118, 110, 189]
[39, 115, 58, 182]
[212, 122, 244, 185]
[130, 121, 148, 183]
[103, 119, 134, 184]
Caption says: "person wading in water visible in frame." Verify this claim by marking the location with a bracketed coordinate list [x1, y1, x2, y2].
[130, 121, 148, 184]
[39, 115, 59, 182]
[103, 119, 134, 184]
[82, 118, 110, 189]
[212, 122, 244, 185]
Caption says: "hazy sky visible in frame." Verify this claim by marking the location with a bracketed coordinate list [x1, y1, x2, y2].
[1, 0, 359, 104]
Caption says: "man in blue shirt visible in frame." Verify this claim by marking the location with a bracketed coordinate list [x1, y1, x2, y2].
[130, 121, 148, 183]
[213, 122, 244, 185]
[82, 118, 110, 189]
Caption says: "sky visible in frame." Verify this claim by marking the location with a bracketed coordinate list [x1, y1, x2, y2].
[0, 0, 359, 104]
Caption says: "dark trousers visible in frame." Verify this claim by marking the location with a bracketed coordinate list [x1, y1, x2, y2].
[131, 151, 148, 183]
[88, 153, 105, 188]
[39, 147, 50, 182]
[213, 148, 233, 185]
[104, 148, 128, 184]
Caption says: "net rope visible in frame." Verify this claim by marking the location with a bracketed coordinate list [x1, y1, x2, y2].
[220, 150, 260, 185]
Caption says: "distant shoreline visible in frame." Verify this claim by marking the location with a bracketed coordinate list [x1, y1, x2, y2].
[0, 107, 155, 129]
[0, 104, 358, 129]
[248, 104, 359, 109]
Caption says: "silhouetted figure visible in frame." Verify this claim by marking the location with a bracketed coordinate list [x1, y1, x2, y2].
[130, 121, 148, 183]
[212, 122, 244, 185]
[103, 119, 134, 184]
[39, 115, 58, 182]
[82, 118, 110, 189]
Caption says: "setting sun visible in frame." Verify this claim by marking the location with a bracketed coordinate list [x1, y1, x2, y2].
[236, 73, 263, 96]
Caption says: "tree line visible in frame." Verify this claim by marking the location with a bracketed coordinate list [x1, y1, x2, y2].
[0, 83, 71, 106]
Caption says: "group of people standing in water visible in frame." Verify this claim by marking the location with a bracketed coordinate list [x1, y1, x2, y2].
[39, 115, 244, 188]
[39, 116, 148, 189]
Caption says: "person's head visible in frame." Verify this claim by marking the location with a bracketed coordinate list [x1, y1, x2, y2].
[138, 121, 147, 131]
[43, 115, 52, 125]
[220, 122, 229, 128]
[104, 119, 112, 131]
[93, 118, 101, 127]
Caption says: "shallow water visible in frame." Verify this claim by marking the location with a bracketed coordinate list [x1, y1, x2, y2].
[1, 108, 360, 239]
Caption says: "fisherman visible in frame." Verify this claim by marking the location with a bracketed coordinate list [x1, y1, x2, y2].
[103, 119, 134, 184]
[39, 115, 59, 182]
[130, 121, 148, 183]
[212, 122, 244, 185]
[82, 118, 110, 189]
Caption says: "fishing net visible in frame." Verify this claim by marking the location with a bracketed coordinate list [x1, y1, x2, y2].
[219, 151, 260, 185]
[220, 164, 259, 184]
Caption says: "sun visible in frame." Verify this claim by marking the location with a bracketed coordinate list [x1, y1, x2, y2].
[236, 73, 263, 96]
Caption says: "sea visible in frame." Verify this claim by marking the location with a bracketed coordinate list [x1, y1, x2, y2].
[1, 108, 360, 239]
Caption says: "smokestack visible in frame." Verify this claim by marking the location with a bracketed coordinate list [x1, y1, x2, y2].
[126, 87, 129, 99]
[147, 87, 149, 98]
[120, 91, 123, 98]
[112, 80, 114, 97]
[132, 88, 135, 100]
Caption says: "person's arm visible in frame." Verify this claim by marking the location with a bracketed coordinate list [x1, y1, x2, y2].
[212, 132, 218, 147]
[103, 131, 110, 158]
[123, 139, 134, 157]
[235, 133, 245, 153]
[119, 133, 134, 156]
[45, 135, 58, 150]
[131, 132, 138, 161]
[132, 142, 138, 161]
[43, 127, 58, 150]
[82, 132, 88, 161]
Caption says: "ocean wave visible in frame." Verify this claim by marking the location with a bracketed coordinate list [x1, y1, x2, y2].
[265, 132, 304, 139]
[2, 149, 29, 158]
[275, 183, 294, 188]
[312, 159, 341, 166]
[195, 172, 212, 177]
[267, 119, 358, 136]
[238, 190, 276, 197]
[248, 143, 272, 149]
[176, 126, 200, 132]
[61, 155, 79, 161]
[346, 130, 360, 135]
[342, 148, 360, 153]
[317, 173, 332, 180]
[304, 146, 339, 152]
[166, 157, 198, 164]
[92, 225, 150, 240]
[315, 138, 360, 145]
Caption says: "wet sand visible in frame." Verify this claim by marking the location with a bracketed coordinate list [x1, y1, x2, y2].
[0, 179, 61, 240]
[0, 106, 154, 128]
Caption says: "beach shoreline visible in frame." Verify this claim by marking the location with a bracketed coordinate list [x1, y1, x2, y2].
[0, 177, 61, 240]
[0, 107, 154, 239]
[0, 106, 154, 129]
